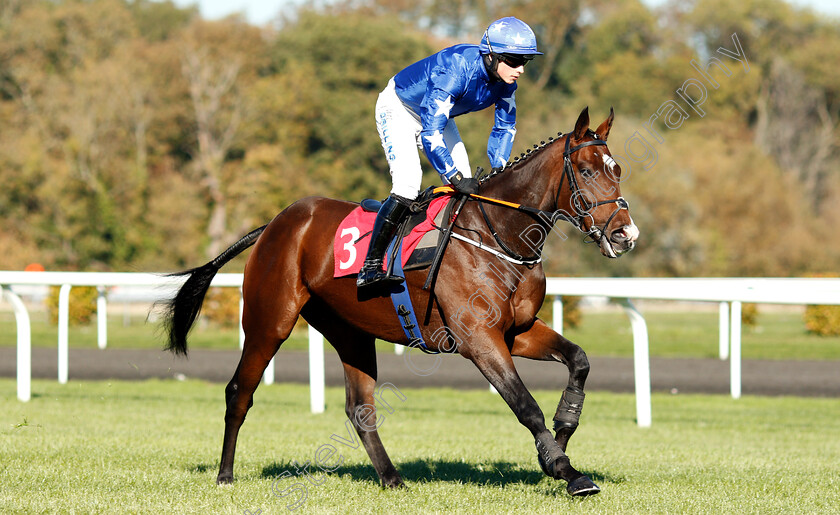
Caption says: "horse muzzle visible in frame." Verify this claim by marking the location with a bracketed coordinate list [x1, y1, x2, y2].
[601, 223, 639, 258]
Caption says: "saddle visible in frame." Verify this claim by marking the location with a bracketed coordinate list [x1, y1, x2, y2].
[366, 187, 458, 272]
[333, 187, 459, 277]
[333, 186, 467, 353]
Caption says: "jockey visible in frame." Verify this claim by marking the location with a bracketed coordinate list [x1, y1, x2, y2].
[357, 16, 542, 292]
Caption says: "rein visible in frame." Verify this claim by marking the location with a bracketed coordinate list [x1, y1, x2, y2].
[433, 134, 630, 263]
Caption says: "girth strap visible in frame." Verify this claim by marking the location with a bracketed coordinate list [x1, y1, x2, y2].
[386, 235, 435, 352]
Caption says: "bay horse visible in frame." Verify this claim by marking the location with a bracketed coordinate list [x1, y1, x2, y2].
[162, 107, 639, 496]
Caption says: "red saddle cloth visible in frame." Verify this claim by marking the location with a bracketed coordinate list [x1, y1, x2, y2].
[333, 195, 451, 278]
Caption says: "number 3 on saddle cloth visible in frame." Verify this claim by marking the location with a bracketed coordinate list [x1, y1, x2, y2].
[333, 193, 455, 352]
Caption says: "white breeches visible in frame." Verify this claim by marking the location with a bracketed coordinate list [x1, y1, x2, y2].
[375, 78, 471, 200]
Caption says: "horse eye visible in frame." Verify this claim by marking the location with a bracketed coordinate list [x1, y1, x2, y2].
[580, 168, 593, 178]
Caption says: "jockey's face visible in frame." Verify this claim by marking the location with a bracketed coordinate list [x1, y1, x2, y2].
[496, 59, 525, 84]
[496, 55, 531, 84]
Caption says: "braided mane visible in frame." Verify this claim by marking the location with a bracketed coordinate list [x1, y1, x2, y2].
[478, 131, 566, 184]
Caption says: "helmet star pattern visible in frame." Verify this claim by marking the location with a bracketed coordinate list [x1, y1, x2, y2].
[480, 17, 542, 56]
[490, 20, 508, 33]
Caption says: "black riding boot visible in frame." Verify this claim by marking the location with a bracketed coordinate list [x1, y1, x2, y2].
[356, 194, 411, 292]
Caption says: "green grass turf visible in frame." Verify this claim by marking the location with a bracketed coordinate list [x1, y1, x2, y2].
[2, 379, 839, 513]
[565, 309, 840, 360]
[3, 308, 840, 360]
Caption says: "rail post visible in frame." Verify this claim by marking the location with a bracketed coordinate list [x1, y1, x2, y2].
[97, 286, 107, 349]
[308, 324, 325, 413]
[730, 301, 742, 399]
[552, 296, 563, 335]
[3, 286, 31, 402]
[620, 299, 651, 427]
[58, 284, 71, 383]
[719, 301, 729, 360]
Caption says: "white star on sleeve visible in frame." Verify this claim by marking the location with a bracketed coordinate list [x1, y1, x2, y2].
[507, 127, 517, 141]
[433, 96, 454, 118]
[501, 95, 516, 113]
[424, 130, 445, 151]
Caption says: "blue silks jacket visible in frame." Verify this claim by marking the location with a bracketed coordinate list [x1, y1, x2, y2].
[393, 44, 517, 179]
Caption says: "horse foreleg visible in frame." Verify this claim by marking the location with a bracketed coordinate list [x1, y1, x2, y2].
[342, 361, 404, 489]
[466, 336, 599, 496]
[217, 339, 279, 485]
[511, 319, 590, 453]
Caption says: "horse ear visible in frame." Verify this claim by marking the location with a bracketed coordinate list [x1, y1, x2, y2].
[596, 107, 615, 141]
[573, 106, 590, 140]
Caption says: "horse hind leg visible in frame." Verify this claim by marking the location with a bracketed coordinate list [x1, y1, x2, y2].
[217, 289, 307, 484]
[216, 331, 283, 485]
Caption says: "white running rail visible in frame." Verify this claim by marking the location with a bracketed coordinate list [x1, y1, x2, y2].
[3, 272, 839, 427]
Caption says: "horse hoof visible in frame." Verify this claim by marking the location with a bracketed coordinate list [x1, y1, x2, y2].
[216, 475, 234, 486]
[382, 476, 406, 489]
[567, 475, 600, 497]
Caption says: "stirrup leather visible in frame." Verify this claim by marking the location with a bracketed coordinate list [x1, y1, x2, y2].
[356, 195, 411, 290]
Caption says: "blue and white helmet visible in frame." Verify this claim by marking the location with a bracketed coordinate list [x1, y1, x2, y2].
[479, 17, 542, 56]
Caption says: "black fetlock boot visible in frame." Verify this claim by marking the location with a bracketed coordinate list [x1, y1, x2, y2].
[356, 194, 411, 293]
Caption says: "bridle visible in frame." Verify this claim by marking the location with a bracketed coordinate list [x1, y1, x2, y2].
[556, 133, 629, 251]
[464, 133, 630, 262]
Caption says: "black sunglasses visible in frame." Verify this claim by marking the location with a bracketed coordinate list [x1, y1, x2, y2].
[498, 54, 534, 68]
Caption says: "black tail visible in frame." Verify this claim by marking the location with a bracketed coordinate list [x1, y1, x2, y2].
[162, 225, 267, 356]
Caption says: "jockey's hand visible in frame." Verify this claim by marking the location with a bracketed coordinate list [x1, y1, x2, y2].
[449, 171, 479, 195]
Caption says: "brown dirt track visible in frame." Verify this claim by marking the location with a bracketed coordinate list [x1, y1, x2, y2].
[2, 347, 838, 397]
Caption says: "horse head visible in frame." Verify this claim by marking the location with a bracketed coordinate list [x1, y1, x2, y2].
[556, 107, 639, 258]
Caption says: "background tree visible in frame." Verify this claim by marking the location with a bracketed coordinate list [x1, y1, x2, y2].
[0, 0, 838, 279]
[176, 19, 267, 258]
[270, 9, 434, 201]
